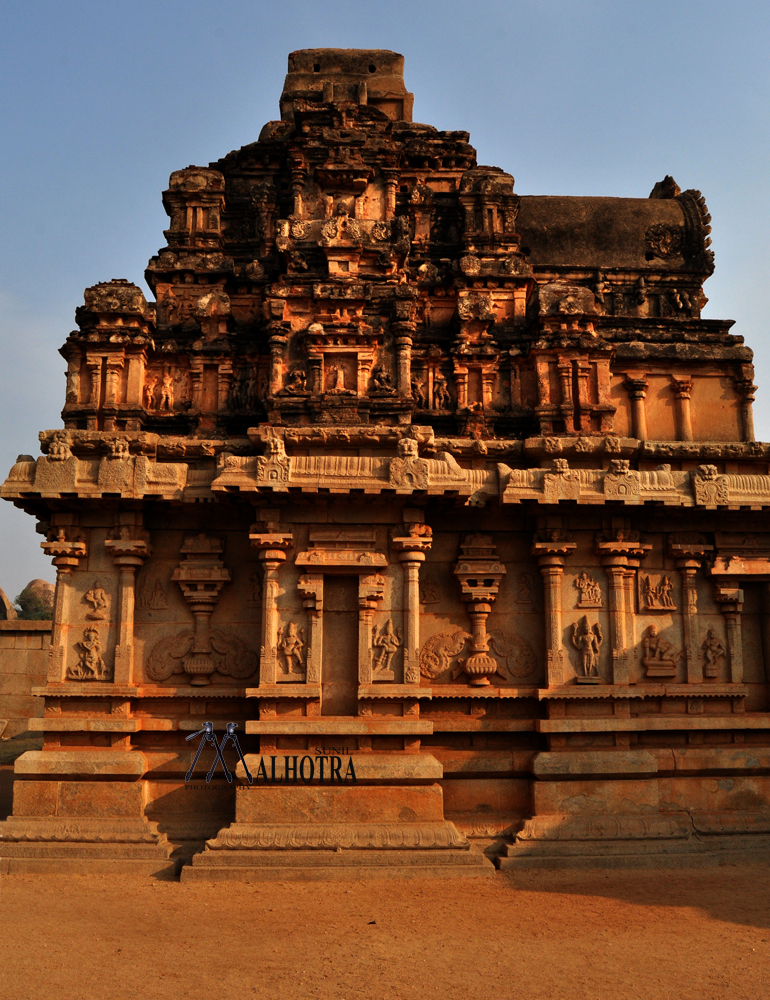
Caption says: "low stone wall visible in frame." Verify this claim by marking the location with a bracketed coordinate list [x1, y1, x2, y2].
[0, 621, 51, 738]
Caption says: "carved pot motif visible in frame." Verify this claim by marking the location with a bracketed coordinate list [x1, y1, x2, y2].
[463, 649, 498, 686]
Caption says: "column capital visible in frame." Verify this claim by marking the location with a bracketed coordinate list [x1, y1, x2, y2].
[42, 530, 87, 570]
[532, 533, 576, 567]
[250, 530, 293, 563]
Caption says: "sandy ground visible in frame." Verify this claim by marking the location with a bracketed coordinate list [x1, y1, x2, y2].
[1, 864, 769, 1000]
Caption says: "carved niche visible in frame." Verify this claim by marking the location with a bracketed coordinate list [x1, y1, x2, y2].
[639, 574, 677, 612]
[640, 624, 679, 678]
[145, 533, 257, 686]
[570, 617, 603, 684]
[416, 535, 537, 686]
[68, 626, 111, 682]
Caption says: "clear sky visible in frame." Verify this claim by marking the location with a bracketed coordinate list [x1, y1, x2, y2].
[0, 0, 768, 600]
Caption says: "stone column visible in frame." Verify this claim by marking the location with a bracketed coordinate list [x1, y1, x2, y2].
[189, 358, 204, 411]
[393, 320, 414, 398]
[624, 375, 648, 441]
[669, 539, 713, 685]
[383, 170, 398, 220]
[672, 376, 694, 442]
[596, 533, 651, 685]
[217, 361, 233, 412]
[297, 574, 323, 683]
[532, 534, 576, 688]
[86, 357, 102, 407]
[41, 530, 87, 682]
[454, 534, 506, 686]
[392, 532, 433, 684]
[715, 587, 744, 684]
[453, 366, 469, 410]
[557, 361, 574, 435]
[575, 361, 591, 433]
[105, 529, 149, 685]
[735, 378, 757, 442]
[760, 583, 770, 690]
[250, 528, 293, 685]
[268, 329, 288, 396]
[104, 356, 124, 409]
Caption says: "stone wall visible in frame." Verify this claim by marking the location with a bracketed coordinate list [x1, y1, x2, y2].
[0, 621, 50, 737]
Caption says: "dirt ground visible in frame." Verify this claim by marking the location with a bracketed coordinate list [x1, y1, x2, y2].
[0, 864, 770, 1000]
[1, 864, 769, 1000]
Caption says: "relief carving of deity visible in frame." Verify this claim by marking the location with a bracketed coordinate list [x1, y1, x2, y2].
[69, 626, 110, 681]
[372, 619, 402, 680]
[277, 621, 306, 677]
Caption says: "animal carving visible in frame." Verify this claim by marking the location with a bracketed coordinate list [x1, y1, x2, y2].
[419, 628, 472, 679]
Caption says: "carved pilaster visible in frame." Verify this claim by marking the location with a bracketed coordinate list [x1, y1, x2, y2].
[392, 528, 433, 684]
[105, 527, 150, 685]
[454, 534, 505, 686]
[575, 361, 591, 433]
[104, 355, 125, 409]
[672, 376, 694, 442]
[358, 574, 386, 685]
[41, 528, 87, 682]
[393, 322, 414, 398]
[250, 527, 293, 685]
[597, 532, 651, 685]
[735, 377, 757, 442]
[217, 360, 233, 412]
[715, 587, 744, 684]
[669, 537, 714, 684]
[171, 534, 231, 686]
[297, 574, 323, 684]
[268, 328, 288, 396]
[533, 532, 575, 687]
[556, 361, 574, 435]
[624, 375, 648, 441]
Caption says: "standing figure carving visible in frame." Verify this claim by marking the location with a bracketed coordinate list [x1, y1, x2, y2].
[277, 621, 306, 677]
[433, 372, 451, 409]
[160, 371, 174, 410]
[571, 616, 603, 680]
[69, 626, 109, 680]
[701, 628, 727, 679]
[372, 619, 402, 680]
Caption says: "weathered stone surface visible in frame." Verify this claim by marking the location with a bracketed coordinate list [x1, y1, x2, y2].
[3, 48, 770, 875]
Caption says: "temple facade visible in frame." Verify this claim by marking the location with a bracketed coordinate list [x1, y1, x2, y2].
[3, 49, 770, 877]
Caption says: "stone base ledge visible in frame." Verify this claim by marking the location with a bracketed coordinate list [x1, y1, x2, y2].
[206, 820, 468, 851]
[0, 857, 178, 876]
[14, 750, 146, 777]
[0, 817, 163, 843]
[182, 846, 494, 881]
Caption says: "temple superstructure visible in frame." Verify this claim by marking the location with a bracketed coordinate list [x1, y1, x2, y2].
[3, 50, 770, 877]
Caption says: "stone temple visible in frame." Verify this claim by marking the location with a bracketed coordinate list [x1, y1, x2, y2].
[3, 49, 770, 877]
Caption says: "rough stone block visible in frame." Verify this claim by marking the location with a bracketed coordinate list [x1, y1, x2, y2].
[533, 778, 661, 815]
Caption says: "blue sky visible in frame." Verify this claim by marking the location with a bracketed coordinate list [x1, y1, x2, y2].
[0, 0, 768, 599]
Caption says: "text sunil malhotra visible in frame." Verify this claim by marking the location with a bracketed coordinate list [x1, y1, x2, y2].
[187, 754, 358, 786]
